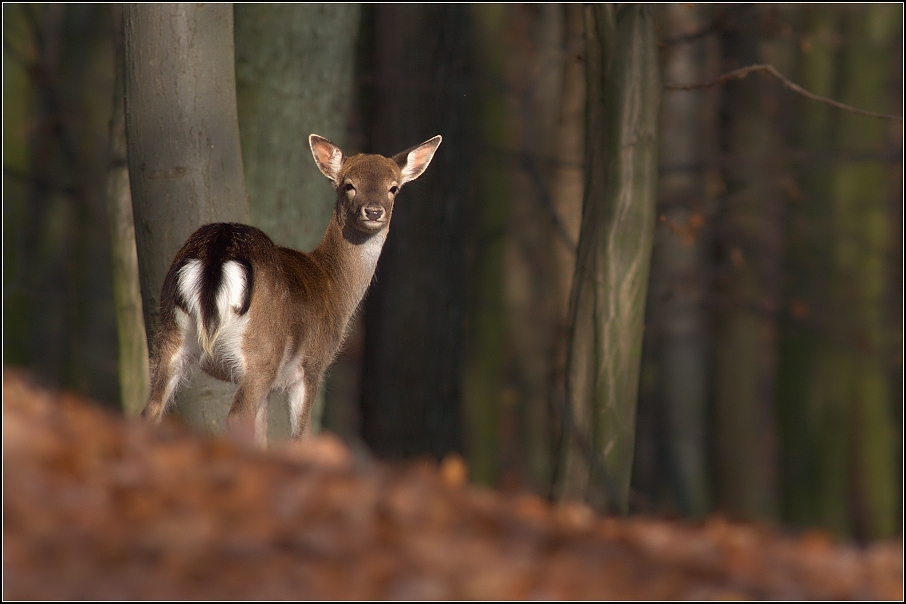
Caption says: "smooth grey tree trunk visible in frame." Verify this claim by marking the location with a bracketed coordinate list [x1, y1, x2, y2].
[234, 3, 361, 441]
[124, 3, 249, 434]
[556, 4, 660, 513]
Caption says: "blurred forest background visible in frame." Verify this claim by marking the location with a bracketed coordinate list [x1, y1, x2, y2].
[3, 3, 902, 543]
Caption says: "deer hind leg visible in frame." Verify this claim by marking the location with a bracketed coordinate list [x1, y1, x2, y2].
[287, 368, 321, 440]
[141, 309, 199, 425]
[227, 363, 277, 447]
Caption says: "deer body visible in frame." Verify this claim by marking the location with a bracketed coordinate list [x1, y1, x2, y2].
[140, 134, 441, 445]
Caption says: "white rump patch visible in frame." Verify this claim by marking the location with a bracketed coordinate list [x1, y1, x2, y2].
[177, 258, 249, 377]
[177, 259, 205, 319]
[218, 260, 248, 317]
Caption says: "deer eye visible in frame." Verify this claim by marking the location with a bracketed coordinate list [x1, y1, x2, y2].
[344, 182, 355, 192]
[389, 185, 399, 195]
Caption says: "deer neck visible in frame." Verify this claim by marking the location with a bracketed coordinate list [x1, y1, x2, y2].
[311, 216, 387, 319]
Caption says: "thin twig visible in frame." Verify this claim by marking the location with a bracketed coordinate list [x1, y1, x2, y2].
[665, 63, 903, 121]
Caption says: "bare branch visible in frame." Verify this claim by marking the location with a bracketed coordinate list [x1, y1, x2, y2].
[665, 63, 903, 122]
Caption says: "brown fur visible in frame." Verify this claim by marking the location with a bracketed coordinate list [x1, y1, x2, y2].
[140, 134, 441, 445]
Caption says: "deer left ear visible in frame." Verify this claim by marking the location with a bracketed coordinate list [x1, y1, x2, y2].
[393, 135, 442, 185]
[309, 134, 346, 184]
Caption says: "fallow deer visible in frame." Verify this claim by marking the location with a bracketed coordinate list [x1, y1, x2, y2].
[140, 134, 442, 445]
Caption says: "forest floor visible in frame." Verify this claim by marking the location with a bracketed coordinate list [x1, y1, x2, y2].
[3, 369, 902, 600]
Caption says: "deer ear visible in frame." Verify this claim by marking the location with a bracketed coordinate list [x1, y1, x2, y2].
[393, 135, 442, 185]
[309, 134, 345, 184]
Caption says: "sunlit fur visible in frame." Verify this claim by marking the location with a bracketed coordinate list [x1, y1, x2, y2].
[140, 134, 442, 446]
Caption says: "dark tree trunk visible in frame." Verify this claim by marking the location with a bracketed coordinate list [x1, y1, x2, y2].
[633, 3, 716, 518]
[463, 3, 508, 484]
[358, 4, 471, 460]
[778, 4, 900, 541]
[711, 5, 795, 521]
[3, 4, 119, 407]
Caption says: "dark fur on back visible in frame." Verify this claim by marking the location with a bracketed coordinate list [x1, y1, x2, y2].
[142, 134, 442, 444]
[166, 223, 259, 339]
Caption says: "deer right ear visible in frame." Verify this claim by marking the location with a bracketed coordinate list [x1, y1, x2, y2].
[309, 134, 345, 184]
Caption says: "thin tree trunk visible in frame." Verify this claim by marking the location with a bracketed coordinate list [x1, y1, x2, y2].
[124, 3, 249, 434]
[778, 4, 840, 534]
[634, 3, 715, 517]
[827, 4, 899, 540]
[107, 3, 148, 417]
[781, 4, 900, 541]
[546, 2, 587, 497]
[234, 3, 361, 441]
[463, 3, 508, 485]
[556, 4, 660, 513]
[711, 5, 793, 520]
[513, 3, 587, 495]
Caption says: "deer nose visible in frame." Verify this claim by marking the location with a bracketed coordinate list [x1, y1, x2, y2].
[363, 206, 384, 221]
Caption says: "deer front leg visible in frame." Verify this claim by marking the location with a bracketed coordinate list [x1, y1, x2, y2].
[287, 369, 322, 440]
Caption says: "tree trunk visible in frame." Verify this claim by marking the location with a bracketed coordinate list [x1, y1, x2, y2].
[359, 4, 470, 460]
[3, 4, 120, 407]
[463, 3, 508, 485]
[778, 4, 841, 535]
[234, 3, 361, 441]
[545, 3, 587, 497]
[106, 3, 148, 417]
[633, 3, 716, 517]
[830, 2, 899, 542]
[506, 3, 587, 495]
[556, 4, 660, 513]
[124, 3, 249, 434]
[711, 5, 794, 520]
[780, 4, 900, 541]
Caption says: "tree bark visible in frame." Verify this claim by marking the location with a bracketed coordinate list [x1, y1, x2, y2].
[633, 3, 716, 517]
[780, 5, 900, 541]
[830, 3, 899, 542]
[711, 5, 792, 520]
[124, 3, 249, 433]
[107, 3, 149, 417]
[778, 4, 840, 535]
[463, 3, 508, 484]
[556, 4, 660, 513]
[545, 3, 587, 497]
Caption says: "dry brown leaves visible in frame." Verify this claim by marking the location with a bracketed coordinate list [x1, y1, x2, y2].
[3, 370, 902, 600]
